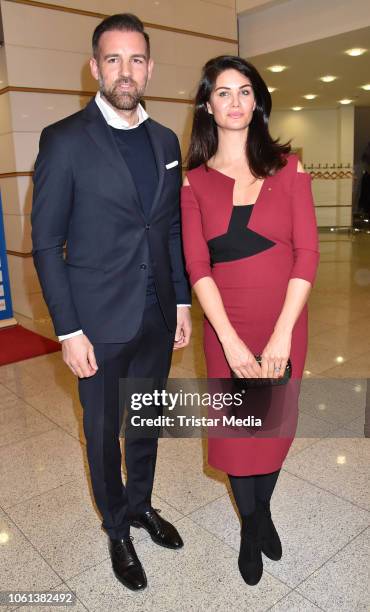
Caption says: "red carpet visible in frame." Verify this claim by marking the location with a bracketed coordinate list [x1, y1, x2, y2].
[0, 325, 61, 366]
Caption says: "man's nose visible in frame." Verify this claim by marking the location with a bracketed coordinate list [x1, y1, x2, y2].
[119, 60, 132, 77]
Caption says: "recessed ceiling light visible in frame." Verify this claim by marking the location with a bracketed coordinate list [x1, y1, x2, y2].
[303, 94, 317, 100]
[339, 99, 353, 105]
[292, 106, 302, 111]
[267, 87, 277, 93]
[320, 75, 337, 83]
[345, 48, 366, 56]
[178, 90, 186, 95]
[267, 65, 287, 73]
[360, 84, 370, 91]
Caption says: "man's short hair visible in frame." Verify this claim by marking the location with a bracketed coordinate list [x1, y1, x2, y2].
[92, 13, 150, 59]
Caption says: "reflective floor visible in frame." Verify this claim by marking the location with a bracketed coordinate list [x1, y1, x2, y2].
[1, 232, 369, 611]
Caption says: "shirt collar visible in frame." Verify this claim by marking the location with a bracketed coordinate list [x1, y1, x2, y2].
[95, 91, 149, 130]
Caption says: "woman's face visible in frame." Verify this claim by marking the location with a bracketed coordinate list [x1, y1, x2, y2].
[207, 68, 256, 131]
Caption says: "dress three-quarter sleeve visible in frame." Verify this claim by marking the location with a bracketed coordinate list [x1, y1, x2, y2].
[289, 170, 320, 284]
[180, 182, 212, 287]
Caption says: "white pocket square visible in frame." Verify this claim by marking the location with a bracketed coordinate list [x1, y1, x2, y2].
[165, 160, 178, 169]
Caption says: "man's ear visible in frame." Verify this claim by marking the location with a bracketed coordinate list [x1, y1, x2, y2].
[147, 58, 154, 81]
[89, 57, 99, 82]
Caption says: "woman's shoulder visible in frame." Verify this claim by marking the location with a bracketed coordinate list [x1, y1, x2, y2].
[186, 164, 208, 177]
[183, 164, 208, 187]
[281, 153, 307, 174]
[273, 154, 308, 188]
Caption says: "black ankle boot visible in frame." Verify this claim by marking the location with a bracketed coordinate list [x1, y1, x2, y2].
[256, 499, 282, 561]
[238, 510, 263, 586]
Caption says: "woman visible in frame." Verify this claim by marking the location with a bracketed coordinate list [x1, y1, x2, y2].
[181, 56, 319, 586]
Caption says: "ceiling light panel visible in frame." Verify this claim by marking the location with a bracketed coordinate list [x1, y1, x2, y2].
[267, 65, 287, 73]
[320, 75, 338, 83]
[345, 48, 367, 56]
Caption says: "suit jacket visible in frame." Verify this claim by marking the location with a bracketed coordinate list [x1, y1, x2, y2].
[31, 98, 191, 343]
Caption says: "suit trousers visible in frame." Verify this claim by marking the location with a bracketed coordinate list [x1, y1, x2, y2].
[78, 302, 175, 539]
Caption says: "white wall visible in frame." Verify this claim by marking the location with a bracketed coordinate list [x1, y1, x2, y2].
[336, 106, 354, 223]
[270, 107, 354, 226]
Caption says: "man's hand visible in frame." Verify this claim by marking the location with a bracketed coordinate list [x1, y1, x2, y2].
[173, 306, 192, 350]
[61, 334, 98, 378]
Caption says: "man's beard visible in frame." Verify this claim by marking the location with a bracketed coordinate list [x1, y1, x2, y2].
[99, 76, 146, 111]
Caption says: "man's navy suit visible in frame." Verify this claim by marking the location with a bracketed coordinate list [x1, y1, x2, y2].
[31, 98, 191, 538]
[32, 98, 190, 341]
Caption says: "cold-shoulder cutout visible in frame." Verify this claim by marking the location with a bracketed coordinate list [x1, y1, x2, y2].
[183, 176, 190, 186]
[297, 159, 306, 174]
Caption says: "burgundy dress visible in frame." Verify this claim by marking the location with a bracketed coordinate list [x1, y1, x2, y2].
[181, 154, 319, 476]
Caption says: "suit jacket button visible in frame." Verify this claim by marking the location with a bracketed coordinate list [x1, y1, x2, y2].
[140, 263, 147, 270]
[145, 224, 150, 230]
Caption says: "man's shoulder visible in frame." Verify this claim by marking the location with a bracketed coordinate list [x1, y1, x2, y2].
[146, 118, 179, 146]
[42, 102, 93, 140]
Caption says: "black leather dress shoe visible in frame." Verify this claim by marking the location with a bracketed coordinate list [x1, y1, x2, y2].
[130, 508, 183, 549]
[108, 537, 147, 591]
[256, 499, 282, 561]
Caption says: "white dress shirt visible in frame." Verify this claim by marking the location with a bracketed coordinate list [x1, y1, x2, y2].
[94, 91, 149, 129]
[58, 93, 189, 342]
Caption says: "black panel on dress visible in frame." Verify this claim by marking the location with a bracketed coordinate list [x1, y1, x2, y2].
[208, 205, 276, 264]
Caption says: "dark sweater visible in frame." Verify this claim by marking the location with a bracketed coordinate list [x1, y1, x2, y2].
[110, 123, 158, 305]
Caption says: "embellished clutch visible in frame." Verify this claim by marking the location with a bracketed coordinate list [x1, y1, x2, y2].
[231, 356, 292, 387]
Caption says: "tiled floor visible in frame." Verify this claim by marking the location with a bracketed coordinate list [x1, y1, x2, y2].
[1, 232, 369, 611]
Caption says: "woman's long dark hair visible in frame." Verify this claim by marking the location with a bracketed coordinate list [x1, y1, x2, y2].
[186, 55, 291, 176]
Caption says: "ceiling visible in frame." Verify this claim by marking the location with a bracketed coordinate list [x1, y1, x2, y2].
[248, 26, 370, 110]
[236, 0, 287, 16]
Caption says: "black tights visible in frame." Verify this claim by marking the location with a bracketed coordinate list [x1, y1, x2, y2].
[228, 469, 280, 517]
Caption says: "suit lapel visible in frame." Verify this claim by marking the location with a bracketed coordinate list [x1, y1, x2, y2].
[82, 99, 145, 220]
[145, 119, 166, 218]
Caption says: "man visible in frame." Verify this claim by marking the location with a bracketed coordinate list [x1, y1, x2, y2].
[31, 14, 191, 591]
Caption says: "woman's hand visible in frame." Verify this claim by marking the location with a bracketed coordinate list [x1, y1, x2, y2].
[221, 332, 261, 378]
[260, 330, 292, 379]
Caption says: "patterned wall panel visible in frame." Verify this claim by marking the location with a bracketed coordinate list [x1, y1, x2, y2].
[0, 0, 237, 318]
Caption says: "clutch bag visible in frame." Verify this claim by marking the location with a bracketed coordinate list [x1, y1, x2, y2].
[231, 356, 292, 387]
